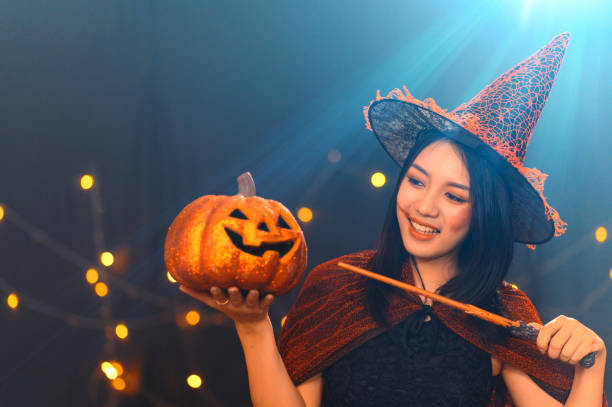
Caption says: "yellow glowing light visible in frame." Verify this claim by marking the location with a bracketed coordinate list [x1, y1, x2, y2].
[167, 271, 177, 283]
[7, 293, 19, 309]
[101, 361, 113, 373]
[187, 374, 202, 389]
[111, 361, 124, 377]
[100, 251, 114, 267]
[115, 323, 129, 339]
[95, 282, 109, 297]
[511, 284, 519, 290]
[595, 226, 608, 243]
[297, 207, 313, 223]
[609, 268, 612, 280]
[281, 315, 287, 327]
[101, 362, 118, 380]
[80, 174, 95, 190]
[0, 205, 4, 221]
[185, 310, 201, 326]
[371, 172, 386, 188]
[112, 377, 126, 391]
[86, 268, 99, 284]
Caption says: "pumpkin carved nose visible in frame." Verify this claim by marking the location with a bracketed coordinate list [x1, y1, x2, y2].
[257, 222, 269, 232]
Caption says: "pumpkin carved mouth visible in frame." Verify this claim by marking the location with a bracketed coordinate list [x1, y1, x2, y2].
[224, 227, 295, 258]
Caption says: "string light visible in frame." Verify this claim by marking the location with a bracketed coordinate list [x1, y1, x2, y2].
[370, 172, 386, 188]
[80, 174, 94, 190]
[115, 323, 129, 339]
[101, 361, 118, 380]
[185, 310, 200, 326]
[7, 293, 19, 309]
[0, 205, 4, 222]
[595, 226, 607, 243]
[85, 268, 99, 284]
[100, 252, 114, 267]
[111, 361, 124, 376]
[111, 377, 126, 391]
[281, 315, 287, 327]
[95, 282, 109, 297]
[297, 207, 313, 223]
[167, 272, 177, 283]
[186, 374, 202, 389]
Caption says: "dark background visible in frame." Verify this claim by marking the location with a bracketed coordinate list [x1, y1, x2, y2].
[1, 0, 610, 405]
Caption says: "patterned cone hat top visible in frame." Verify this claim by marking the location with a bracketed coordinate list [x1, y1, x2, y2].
[364, 33, 570, 246]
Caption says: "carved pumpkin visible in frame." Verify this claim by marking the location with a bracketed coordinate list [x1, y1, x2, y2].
[164, 172, 307, 296]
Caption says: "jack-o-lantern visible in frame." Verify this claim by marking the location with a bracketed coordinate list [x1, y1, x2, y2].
[164, 172, 307, 296]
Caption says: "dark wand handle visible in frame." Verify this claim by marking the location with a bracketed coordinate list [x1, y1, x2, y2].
[509, 321, 596, 368]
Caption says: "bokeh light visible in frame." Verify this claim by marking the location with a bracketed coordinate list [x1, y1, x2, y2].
[185, 310, 201, 326]
[371, 172, 386, 188]
[595, 226, 607, 243]
[111, 377, 126, 391]
[167, 271, 177, 283]
[85, 268, 99, 284]
[7, 293, 19, 309]
[297, 207, 313, 223]
[80, 174, 94, 190]
[111, 361, 124, 377]
[100, 251, 114, 266]
[94, 282, 108, 297]
[327, 149, 341, 163]
[0, 205, 4, 221]
[115, 323, 129, 339]
[609, 268, 612, 280]
[187, 374, 202, 389]
[101, 362, 118, 380]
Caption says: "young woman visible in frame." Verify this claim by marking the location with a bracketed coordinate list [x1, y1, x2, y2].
[180, 33, 607, 406]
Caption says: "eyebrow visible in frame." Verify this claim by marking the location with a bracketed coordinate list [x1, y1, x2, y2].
[411, 164, 470, 190]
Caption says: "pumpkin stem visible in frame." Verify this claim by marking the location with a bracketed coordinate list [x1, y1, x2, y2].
[237, 172, 256, 197]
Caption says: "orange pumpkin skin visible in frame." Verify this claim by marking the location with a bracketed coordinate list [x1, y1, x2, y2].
[164, 194, 307, 296]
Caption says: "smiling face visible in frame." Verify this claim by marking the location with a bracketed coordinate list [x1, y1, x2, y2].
[396, 140, 472, 264]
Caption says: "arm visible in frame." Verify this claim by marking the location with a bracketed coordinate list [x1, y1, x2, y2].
[180, 285, 323, 407]
[502, 317, 607, 407]
[236, 316, 322, 407]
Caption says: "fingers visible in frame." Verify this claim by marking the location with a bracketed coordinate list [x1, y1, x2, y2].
[536, 315, 566, 355]
[536, 315, 606, 366]
[179, 285, 274, 310]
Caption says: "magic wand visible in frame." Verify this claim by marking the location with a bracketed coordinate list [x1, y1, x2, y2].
[337, 261, 596, 368]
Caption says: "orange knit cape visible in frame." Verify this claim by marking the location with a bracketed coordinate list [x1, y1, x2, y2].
[277, 250, 608, 406]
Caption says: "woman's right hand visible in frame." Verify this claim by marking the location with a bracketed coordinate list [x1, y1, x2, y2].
[179, 285, 275, 327]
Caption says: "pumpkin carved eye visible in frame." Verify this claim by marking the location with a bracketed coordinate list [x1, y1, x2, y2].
[229, 209, 248, 219]
[277, 216, 291, 229]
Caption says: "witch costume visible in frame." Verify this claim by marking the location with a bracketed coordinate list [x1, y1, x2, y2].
[276, 33, 608, 406]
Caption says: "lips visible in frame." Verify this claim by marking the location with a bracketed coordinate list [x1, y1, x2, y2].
[409, 218, 440, 234]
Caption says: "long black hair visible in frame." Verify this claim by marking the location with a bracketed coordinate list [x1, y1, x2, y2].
[366, 128, 515, 343]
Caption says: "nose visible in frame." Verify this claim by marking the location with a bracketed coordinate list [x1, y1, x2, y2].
[415, 189, 439, 218]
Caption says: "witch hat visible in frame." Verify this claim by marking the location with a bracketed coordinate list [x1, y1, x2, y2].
[365, 32, 570, 245]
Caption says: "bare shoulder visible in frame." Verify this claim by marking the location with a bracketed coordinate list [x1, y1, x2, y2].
[296, 372, 323, 407]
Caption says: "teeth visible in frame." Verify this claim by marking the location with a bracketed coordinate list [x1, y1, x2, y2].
[410, 219, 439, 235]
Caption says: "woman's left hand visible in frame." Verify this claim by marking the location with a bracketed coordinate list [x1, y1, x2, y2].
[529, 316, 606, 367]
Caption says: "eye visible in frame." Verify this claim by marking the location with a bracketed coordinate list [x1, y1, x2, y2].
[446, 193, 467, 203]
[229, 209, 248, 219]
[408, 177, 423, 187]
[277, 216, 291, 229]
[257, 222, 269, 232]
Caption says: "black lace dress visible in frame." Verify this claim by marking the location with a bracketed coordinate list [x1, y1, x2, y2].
[321, 304, 498, 407]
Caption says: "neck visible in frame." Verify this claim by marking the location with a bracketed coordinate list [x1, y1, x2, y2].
[410, 254, 458, 292]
